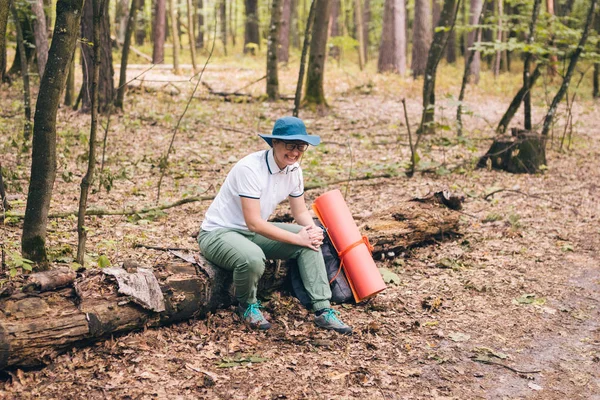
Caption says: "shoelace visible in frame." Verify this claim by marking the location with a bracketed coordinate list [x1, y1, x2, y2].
[323, 308, 342, 323]
[244, 302, 264, 320]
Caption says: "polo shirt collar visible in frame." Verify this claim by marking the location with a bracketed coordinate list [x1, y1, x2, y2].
[266, 149, 299, 174]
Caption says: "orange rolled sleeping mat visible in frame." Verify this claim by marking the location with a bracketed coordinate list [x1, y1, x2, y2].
[312, 189, 386, 302]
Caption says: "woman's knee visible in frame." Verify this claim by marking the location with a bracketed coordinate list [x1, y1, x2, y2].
[244, 255, 266, 277]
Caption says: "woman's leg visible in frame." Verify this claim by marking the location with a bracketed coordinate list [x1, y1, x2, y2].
[251, 223, 332, 311]
[198, 229, 266, 306]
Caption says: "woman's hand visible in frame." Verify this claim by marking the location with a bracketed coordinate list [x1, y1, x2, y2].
[298, 225, 323, 251]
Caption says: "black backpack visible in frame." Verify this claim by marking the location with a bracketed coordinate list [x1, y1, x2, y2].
[289, 220, 354, 306]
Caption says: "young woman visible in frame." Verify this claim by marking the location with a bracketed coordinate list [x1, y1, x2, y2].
[198, 116, 352, 334]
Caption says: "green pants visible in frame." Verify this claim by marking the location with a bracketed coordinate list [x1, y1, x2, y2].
[198, 223, 331, 311]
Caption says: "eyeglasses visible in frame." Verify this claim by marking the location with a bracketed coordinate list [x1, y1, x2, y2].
[279, 141, 308, 152]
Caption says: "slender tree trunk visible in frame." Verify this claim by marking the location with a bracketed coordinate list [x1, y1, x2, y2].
[290, 0, 300, 49]
[244, 0, 259, 53]
[77, 0, 103, 266]
[492, 0, 502, 76]
[187, 0, 197, 70]
[169, 0, 181, 73]
[11, 3, 32, 140]
[0, 162, 10, 211]
[467, 0, 483, 83]
[64, 51, 76, 106]
[31, 0, 49, 78]
[8, 8, 35, 77]
[153, 0, 167, 62]
[496, 64, 542, 134]
[267, 0, 282, 100]
[278, 0, 292, 62]
[354, 0, 365, 70]
[135, 0, 146, 45]
[116, 0, 139, 108]
[377, 0, 406, 75]
[411, 0, 432, 78]
[0, 0, 10, 82]
[593, 7, 599, 98]
[523, 0, 542, 130]
[303, 0, 333, 107]
[362, 0, 370, 62]
[418, 0, 459, 134]
[293, 0, 316, 116]
[22, 0, 85, 265]
[229, 0, 236, 47]
[196, 0, 204, 48]
[220, 0, 227, 55]
[116, 0, 129, 43]
[432, 0, 440, 25]
[446, 29, 457, 63]
[328, 0, 340, 60]
[82, 0, 114, 112]
[541, 0, 597, 137]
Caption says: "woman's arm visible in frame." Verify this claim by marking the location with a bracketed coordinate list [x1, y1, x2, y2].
[241, 197, 319, 251]
[289, 195, 324, 246]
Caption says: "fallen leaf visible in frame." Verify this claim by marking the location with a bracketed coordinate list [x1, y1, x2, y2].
[528, 382, 543, 391]
[379, 268, 401, 285]
[448, 332, 471, 342]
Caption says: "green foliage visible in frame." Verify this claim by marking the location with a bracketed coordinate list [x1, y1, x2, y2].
[97, 255, 111, 268]
[6, 251, 34, 277]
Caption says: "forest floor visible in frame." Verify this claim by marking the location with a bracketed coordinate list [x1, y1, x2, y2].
[0, 60, 599, 399]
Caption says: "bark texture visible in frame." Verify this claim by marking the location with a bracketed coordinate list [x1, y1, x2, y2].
[266, 0, 282, 100]
[196, 0, 204, 48]
[2, 201, 461, 370]
[244, 0, 259, 53]
[11, 3, 32, 140]
[81, 0, 114, 112]
[304, 0, 333, 107]
[153, 0, 167, 63]
[278, 0, 292, 62]
[466, 0, 483, 83]
[31, 0, 49, 78]
[377, 0, 406, 74]
[168, 0, 180, 73]
[116, 0, 140, 108]
[0, 0, 9, 82]
[523, 0, 542, 130]
[411, 0, 432, 78]
[22, 0, 85, 264]
[293, 0, 316, 117]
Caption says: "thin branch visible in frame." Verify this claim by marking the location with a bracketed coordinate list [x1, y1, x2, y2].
[471, 357, 541, 374]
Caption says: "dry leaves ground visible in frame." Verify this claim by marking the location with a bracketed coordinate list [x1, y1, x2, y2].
[0, 59, 599, 399]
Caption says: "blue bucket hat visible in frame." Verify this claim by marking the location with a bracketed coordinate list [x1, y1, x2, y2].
[259, 116, 321, 147]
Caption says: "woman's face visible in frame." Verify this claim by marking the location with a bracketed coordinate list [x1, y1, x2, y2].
[272, 140, 307, 169]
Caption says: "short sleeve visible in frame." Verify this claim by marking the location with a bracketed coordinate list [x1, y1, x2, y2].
[235, 164, 262, 199]
[289, 168, 304, 198]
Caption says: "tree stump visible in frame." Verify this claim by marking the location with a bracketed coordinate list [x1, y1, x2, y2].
[477, 129, 547, 174]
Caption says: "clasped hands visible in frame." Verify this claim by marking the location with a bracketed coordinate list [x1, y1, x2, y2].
[299, 224, 324, 251]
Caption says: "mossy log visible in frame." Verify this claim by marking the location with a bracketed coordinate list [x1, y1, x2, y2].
[0, 200, 460, 370]
[477, 129, 547, 174]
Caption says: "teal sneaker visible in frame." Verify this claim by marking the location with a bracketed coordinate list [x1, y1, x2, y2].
[314, 308, 352, 335]
[237, 302, 271, 330]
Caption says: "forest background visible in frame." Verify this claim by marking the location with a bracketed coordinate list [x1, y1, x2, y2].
[0, 0, 599, 397]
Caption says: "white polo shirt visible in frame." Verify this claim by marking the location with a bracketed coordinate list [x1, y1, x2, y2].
[201, 149, 304, 232]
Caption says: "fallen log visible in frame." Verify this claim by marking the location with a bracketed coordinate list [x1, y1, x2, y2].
[0, 199, 460, 370]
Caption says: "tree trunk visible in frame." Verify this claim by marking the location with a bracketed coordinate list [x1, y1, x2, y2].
[362, 0, 370, 62]
[432, 0, 440, 26]
[540, 0, 597, 138]
[418, 0, 459, 135]
[492, 0, 502, 77]
[116, 0, 129, 43]
[187, 0, 197, 70]
[0, 0, 9, 82]
[11, 3, 32, 140]
[81, 0, 114, 113]
[278, 0, 292, 62]
[2, 201, 460, 370]
[523, 0, 542, 131]
[116, 0, 140, 109]
[77, 0, 103, 266]
[0, 162, 10, 211]
[196, 0, 204, 48]
[466, 0, 483, 83]
[153, 0, 167, 62]
[290, 0, 300, 49]
[219, 0, 227, 55]
[169, 0, 181, 73]
[592, 7, 599, 98]
[411, 0, 432, 78]
[229, 0, 236, 47]
[31, 0, 49, 78]
[7, 8, 35, 77]
[446, 29, 457, 63]
[267, 0, 282, 100]
[135, 0, 146, 45]
[293, 0, 316, 116]
[64, 52, 76, 106]
[377, 0, 406, 75]
[22, 0, 85, 265]
[354, 0, 365, 70]
[244, 0, 259, 53]
[303, 0, 332, 108]
[328, 0, 340, 60]
[496, 64, 542, 134]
